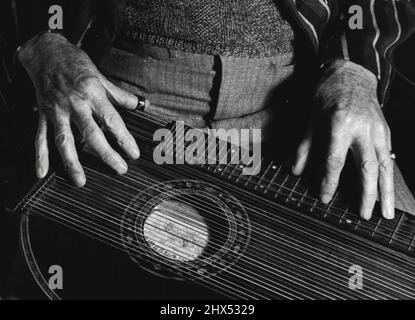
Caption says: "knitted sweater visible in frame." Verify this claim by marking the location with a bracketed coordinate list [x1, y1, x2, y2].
[120, 0, 295, 58]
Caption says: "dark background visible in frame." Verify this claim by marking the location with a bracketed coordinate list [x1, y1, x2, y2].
[1, 1, 415, 297]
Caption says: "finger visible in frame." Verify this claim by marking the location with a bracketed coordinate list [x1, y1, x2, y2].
[320, 133, 350, 204]
[100, 78, 139, 110]
[74, 108, 128, 174]
[52, 112, 86, 187]
[92, 96, 140, 159]
[353, 139, 379, 220]
[35, 113, 49, 178]
[292, 126, 313, 176]
[376, 146, 395, 219]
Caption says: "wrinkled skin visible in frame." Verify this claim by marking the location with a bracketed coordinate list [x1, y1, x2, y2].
[292, 60, 394, 220]
[19, 32, 140, 187]
[19, 33, 394, 220]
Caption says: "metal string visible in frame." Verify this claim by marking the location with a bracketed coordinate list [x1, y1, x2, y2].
[25, 171, 415, 298]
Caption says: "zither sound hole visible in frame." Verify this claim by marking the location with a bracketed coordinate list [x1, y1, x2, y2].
[143, 194, 231, 262]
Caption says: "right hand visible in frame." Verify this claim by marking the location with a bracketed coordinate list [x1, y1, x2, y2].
[18, 32, 140, 187]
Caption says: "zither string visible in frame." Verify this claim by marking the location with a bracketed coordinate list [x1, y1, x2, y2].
[23, 109, 415, 298]
[125, 113, 410, 238]
[48, 174, 412, 298]
[26, 168, 415, 298]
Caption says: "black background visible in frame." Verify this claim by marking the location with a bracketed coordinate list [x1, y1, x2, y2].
[1, 0, 415, 298]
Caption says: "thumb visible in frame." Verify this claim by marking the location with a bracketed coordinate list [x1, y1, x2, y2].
[292, 125, 314, 176]
[100, 78, 138, 110]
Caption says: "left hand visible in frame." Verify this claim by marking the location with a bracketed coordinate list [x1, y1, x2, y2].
[292, 59, 394, 220]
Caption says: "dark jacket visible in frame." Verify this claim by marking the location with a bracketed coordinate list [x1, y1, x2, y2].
[8, 0, 415, 105]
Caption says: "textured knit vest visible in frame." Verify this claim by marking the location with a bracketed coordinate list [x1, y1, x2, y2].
[120, 0, 295, 58]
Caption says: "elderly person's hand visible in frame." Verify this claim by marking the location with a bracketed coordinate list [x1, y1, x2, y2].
[292, 59, 394, 220]
[18, 32, 141, 187]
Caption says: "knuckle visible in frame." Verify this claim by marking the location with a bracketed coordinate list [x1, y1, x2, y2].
[322, 181, 337, 192]
[75, 75, 101, 97]
[117, 135, 130, 147]
[64, 161, 76, 170]
[329, 111, 349, 126]
[374, 121, 388, 137]
[55, 131, 71, 147]
[102, 152, 116, 163]
[379, 158, 393, 174]
[81, 124, 98, 140]
[77, 76, 99, 94]
[63, 161, 81, 173]
[103, 112, 120, 129]
[326, 155, 345, 171]
[340, 113, 353, 125]
[361, 160, 379, 175]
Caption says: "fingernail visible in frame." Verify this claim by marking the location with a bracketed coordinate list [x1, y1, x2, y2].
[74, 173, 86, 188]
[321, 194, 331, 204]
[115, 162, 128, 174]
[131, 147, 140, 159]
[362, 215, 370, 221]
[361, 210, 371, 221]
[384, 209, 395, 220]
[291, 165, 297, 174]
[37, 167, 46, 179]
[292, 164, 302, 176]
